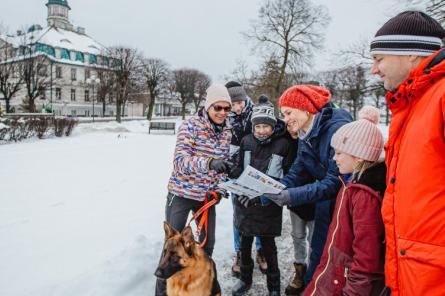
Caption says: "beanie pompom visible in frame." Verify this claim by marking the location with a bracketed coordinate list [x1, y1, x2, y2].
[258, 94, 269, 104]
[358, 106, 380, 125]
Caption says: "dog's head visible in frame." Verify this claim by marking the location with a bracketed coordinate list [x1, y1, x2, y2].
[154, 222, 196, 280]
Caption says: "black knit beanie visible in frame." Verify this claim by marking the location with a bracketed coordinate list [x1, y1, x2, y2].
[225, 81, 248, 103]
[370, 11, 445, 56]
[251, 95, 277, 128]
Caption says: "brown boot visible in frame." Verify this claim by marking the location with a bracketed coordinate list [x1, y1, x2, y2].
[256, 248, 268, 274]
[231, 251, 241, 278]
[285, 262, 306, 295]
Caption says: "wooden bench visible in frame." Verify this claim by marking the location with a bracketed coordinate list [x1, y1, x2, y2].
[149, 121, 176, 134]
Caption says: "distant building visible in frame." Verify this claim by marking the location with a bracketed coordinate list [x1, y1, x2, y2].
[0, 0, 144, 117]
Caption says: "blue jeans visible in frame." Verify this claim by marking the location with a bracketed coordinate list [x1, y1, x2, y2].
[232, 194, 262, 252]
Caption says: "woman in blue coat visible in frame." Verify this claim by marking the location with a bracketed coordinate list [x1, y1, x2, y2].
[264, 85, 352, 293]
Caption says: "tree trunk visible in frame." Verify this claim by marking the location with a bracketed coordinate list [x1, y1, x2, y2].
[147, 89, 156, 121]
[181, 102, 187, 120]
[116, 100, 122, 123]
[102, 100, 106, 117]
[5, 98, 11, 113]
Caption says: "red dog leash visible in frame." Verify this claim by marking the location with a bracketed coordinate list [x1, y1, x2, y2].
[188, 191, 219, 248]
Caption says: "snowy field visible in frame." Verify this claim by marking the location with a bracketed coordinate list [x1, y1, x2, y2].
[0, 119, 389, 296]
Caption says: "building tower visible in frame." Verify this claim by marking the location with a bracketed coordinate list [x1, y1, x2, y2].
[46, 0, 73, 30]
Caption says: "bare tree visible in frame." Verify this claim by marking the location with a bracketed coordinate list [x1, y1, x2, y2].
[95, 68, 115, 117]
[244, 0, 330, 98]
[108, 46, 141, 123]
[171, 68, 200, 119]
[21, 51, 50, 113]
[193, 72, 211, 113]
[0, 34, 23, 113]
[401, 0, 445, 25]
[141, 58, 170, 120]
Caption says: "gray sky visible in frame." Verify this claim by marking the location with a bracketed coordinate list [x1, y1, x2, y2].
[2, 0, 420, 83]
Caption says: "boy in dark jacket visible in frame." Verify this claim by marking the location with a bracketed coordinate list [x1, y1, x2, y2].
[230, 95, 297, 296]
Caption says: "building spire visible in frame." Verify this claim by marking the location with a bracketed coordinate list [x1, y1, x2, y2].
[46, 0, 72, 30]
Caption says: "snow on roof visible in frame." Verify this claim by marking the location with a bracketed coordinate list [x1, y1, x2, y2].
[1, 26, 105, 55]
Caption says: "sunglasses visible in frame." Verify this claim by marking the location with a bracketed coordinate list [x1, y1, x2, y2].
[212, 105, 231, 112]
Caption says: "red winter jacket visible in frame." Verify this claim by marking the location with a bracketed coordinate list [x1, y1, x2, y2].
[304, 163, 387, 296]
[382, 48, 445, 296]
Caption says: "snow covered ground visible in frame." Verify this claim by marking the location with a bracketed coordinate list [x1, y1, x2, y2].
[0, 119, 390, 296]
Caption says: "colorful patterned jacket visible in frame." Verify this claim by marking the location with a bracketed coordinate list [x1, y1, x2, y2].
[167, 110, 232, 201]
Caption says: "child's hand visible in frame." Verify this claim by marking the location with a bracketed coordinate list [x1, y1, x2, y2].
[237, 196, 260, 208]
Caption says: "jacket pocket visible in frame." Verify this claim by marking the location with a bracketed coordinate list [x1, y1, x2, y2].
[397, 238, 445, 295]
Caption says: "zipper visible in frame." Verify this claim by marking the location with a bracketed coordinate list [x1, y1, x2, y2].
[310, 182, 348, 296]
[168, 194, 176, 206]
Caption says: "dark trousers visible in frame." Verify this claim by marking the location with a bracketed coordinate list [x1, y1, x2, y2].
[155, 193, 216, 296]
[239, 235, 280, 292]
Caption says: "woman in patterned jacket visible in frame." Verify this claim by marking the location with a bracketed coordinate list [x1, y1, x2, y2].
[155, 84, 232, 296]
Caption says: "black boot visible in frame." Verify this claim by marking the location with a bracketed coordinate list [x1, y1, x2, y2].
[267, 271, 280, 295]
[232, 262, 254, 296]
[232, 280, 252, 296]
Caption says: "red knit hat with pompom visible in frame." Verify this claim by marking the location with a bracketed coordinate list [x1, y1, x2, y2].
[279, 84, 332, 114]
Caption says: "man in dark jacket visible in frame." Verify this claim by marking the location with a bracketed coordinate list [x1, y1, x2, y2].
[264, 85, 352, 291]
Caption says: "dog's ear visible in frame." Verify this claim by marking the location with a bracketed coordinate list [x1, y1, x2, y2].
[163, 221, 178, 240]
[181, 226, 195, 251]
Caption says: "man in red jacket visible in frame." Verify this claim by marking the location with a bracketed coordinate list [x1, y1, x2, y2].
[370, 11, 445, 296]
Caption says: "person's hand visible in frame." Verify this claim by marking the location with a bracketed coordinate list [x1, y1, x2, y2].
[237, 196, 260, 208]
[205, 190, 226, 204]
[209, 159, 233, 174]
[263, 190, 290, 207]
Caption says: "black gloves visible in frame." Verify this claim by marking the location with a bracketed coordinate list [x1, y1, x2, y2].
[205, 191, 227, 204]
[209, 159, 233, 174]
[237, 195, 261, 208]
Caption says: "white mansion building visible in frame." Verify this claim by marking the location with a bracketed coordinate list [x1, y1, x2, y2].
[0, 0, 145, 117]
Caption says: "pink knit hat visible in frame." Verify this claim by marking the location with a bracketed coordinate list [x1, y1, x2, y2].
[331, 106, 384, 161]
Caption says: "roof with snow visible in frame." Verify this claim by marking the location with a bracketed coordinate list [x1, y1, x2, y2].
[1, 26, 104, 55]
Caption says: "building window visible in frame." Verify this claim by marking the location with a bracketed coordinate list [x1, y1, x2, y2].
[102, 56, 109, 66]
[56, 88, 62, 100]
[71, 68, 77, 81]
[61, 48, 70, 60]
[71, 89, 76, 101]
[85, 69, 90, 80]
[56, 66, 62, 79]
[37, 64, 47, 76]
[71, 110, 77, 116]
[85, 90, 90, 102]
[89, 54, 97, 64]
[76, 52, 84, 62]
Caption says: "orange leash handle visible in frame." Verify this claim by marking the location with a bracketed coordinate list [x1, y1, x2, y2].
[188, 192, 219, 248]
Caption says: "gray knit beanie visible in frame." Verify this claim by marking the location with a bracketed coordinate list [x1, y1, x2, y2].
[225, 81, 248, 103]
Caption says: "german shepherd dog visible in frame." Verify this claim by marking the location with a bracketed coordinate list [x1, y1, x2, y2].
[155, 222, 221, 296]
